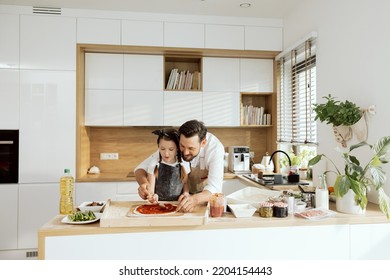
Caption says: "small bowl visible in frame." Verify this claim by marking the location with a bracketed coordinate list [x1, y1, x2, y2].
[228, 203, 256, 218]
[78, 201, 106, 213]
[295, 201, 307, 212]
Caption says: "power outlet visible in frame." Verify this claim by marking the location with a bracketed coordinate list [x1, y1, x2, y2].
[100, 153, 119, 160]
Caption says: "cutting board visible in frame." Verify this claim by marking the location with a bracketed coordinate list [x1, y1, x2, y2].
[100, 200, 208, 227]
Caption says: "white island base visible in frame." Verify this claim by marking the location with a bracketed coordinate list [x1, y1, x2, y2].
[39, 202, 390, 260]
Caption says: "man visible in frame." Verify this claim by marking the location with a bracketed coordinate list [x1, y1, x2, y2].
[135, 120, 225, 212]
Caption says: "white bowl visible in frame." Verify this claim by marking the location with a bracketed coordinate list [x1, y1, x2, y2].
[294, 201, 307, 212]
[228, 203, 256, 218]
[78, 201, 106, 213]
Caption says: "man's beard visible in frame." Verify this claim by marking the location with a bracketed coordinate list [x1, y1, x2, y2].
[183, 154, 195, 162]
[182, 151, 199, 162]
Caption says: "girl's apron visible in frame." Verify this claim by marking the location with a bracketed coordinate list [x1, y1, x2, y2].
[155, 162, 183, 201]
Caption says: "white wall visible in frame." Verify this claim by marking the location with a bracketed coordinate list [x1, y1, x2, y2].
[283, 0, 390, 203]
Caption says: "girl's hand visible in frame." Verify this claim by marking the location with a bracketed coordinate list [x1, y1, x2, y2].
[147, 193, 159, 204]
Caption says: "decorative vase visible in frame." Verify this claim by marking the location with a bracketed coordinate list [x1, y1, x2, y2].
[336, 189, 366, 214]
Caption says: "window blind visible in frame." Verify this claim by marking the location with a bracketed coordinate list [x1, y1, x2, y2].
[276, 36, 317, 145]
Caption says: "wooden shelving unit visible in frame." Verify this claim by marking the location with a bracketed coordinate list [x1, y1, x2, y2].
[240, 92, 273, 127]
[164, 56, 202, 91]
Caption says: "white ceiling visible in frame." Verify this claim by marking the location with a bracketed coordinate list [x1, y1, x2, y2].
[0, 0, 305, 18]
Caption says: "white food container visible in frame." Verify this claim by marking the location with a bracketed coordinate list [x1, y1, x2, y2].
[78, 201, 106, 213]
[228, 204, 256, 218]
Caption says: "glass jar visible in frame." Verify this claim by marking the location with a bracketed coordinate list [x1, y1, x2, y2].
[259, 202, 274, 218]
[273, 202, 288, 218]
[210, 193, 225, 217]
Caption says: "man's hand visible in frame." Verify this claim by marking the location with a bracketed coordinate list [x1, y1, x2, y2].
[177, 192, 197, 213]
[138, 182, 151, 200]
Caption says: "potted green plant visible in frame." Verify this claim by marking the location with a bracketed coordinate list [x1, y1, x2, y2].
[308, 136, 390, 218]
[313, 94, 365, 147]
[313, 94, 362, 126]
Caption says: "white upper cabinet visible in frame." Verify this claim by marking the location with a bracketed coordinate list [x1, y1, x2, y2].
[124, 54, 163, 90]
[205, 24, 244, 50]
[203, 91, 240, 127]
[203, 57, 240, 92]
[0, 14, 19, 69]
[122, 20, 163, 47]
[240, 58, 274, 92]
[163, 91, 202, 126]
[77, 18, 121, 45]
[20, 15, 76, 70]
[0, 70, 19, 129]
[85, 89, 123, 126]
[124, 90, 164, 126]
[85, 53, 123, 90]
[84, 54, 164, 126]
[164, 22, 205, 48]
[245, 26, 282, 51]
[19, 70, 76, 183]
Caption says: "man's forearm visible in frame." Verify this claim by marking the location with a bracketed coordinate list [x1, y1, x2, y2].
[192, 190, 212, 205]
[135, 168, 148, 186]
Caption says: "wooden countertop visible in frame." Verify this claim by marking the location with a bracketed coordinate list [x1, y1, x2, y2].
[77, 172, 239, 182]
[39, 202, 389, 239]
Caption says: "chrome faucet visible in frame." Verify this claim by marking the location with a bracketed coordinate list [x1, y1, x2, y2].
[269, 150, 291, 167]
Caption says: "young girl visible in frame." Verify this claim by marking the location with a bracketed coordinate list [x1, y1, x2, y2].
[146, 128, 190, 204]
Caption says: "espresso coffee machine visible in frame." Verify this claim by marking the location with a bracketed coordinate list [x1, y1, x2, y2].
[228, 146, 251, 174]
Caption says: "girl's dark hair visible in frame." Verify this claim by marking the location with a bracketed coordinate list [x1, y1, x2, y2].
[152, 128, 182, 163]
[178, 120, 207, 142]
[152, 128, 185, 181]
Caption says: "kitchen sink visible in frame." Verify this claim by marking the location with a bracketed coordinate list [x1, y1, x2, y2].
[243, 174, 309, 189]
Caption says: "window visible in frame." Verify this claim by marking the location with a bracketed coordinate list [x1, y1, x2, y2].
[276, 35, 317, 145]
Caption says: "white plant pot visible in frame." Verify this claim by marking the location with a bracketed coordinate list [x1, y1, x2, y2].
[351, 115, 368, 142]
[333, 125, 352, 148]
[336, 189, 366, 214]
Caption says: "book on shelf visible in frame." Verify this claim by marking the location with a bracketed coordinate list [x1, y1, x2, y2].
[242, 105, 268, 125]
[192, 71, 199, 90]
[166, 68, 201, 90]
[166, 68, 178, 90]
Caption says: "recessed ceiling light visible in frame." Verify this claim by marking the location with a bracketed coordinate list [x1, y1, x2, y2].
[240, 3, 251, 8]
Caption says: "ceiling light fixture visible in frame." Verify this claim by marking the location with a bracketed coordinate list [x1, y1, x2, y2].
[240, 3, 251, 8]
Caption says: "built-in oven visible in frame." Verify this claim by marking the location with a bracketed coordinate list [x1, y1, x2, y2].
[0, 130, 19, 183]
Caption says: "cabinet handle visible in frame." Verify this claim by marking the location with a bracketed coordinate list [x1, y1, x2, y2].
[0, 141, 13, 144]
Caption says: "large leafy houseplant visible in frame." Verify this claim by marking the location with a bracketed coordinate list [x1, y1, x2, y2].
[308, 136, 390, 218]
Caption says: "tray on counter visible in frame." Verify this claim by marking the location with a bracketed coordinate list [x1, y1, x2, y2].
[100, 200, 208, 227]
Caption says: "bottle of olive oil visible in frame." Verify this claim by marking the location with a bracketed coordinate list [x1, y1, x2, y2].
[60, 168, 74, 214]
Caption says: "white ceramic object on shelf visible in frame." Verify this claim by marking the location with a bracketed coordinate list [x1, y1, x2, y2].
[336, 189, 366, 215]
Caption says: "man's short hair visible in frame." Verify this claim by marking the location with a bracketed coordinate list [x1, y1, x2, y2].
[178, 120, 207, 142]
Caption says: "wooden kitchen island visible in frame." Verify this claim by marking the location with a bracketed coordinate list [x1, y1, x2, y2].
[38, 201, 390, 260]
